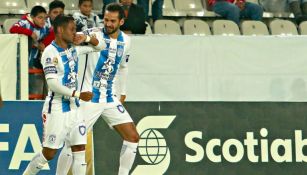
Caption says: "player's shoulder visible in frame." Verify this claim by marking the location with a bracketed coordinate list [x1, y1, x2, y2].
[121, 32, 131, 46]
[42, 44, 58, 57]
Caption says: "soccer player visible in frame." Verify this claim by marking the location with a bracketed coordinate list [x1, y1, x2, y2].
[56, 3, 139, 175]
[22, 15, 105, 175]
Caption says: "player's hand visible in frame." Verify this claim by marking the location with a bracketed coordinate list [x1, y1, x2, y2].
[73, 34, 86, 45]
[79, 91, 93, 101]
[31, 32, 38, 40]
[119, 95, 126, 104]
[37, 42, 45, 51]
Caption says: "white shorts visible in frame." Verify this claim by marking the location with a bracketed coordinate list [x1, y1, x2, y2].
[79, 98, 133, 131]
[42, 106, 87, 149]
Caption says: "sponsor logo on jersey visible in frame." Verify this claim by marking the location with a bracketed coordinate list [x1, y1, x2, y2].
[53, 57, 58, 65]
[45, 57, 51, 64]
[48, 135, 56, 144]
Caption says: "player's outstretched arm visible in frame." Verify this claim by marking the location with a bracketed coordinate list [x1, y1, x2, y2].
[47, 78, 92, 101]
[74, 33, 106, 55]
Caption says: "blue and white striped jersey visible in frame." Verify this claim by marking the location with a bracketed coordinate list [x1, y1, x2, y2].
[79, 28, 131, 103]
[42, 41, 101, 113]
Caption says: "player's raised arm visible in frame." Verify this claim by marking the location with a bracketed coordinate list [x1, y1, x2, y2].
[74, 30, 106, 55]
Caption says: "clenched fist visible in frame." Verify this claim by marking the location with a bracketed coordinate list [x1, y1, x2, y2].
[79, 91, 93, 101]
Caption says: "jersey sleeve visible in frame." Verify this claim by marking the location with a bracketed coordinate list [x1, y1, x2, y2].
[75, 28, 106, 55]
[9, 19, 33, 36]
[117, 36, 131, 95]
[41, 48, 58, 80]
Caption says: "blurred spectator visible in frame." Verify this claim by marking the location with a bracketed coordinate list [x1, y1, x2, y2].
[137, 0, 163, 21]
[288, 0, 307, 23]
[74, 0, 103, 32]
[42, 0, 65, 46]
[10, 6, 49, 68]
[102, 0, 117, 17]
[120, 0, 147, 34]
[209, 0, 263, 24]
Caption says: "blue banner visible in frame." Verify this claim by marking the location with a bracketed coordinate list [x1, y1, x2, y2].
[0, 101, 58, 174]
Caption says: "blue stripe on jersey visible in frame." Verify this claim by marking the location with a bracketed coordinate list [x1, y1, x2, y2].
[91, 30, 125, 103]
[62, 96, 71, 112]
[106, 32, 124, 102]
[51, 41, 79, 112]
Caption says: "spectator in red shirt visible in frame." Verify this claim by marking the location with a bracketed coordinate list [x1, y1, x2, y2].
[208, 0, 263, 24]
[10, 5, 49, 68]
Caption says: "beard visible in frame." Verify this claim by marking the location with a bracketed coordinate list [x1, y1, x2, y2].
[105, 26, 120, 35]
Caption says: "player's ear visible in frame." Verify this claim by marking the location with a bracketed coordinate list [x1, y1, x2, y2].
[58, 26, 64, 34]
[119, 18, 124, 26]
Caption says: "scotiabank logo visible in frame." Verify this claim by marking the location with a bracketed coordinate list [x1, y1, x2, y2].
[131, 115, 176, 175]
[185, 128, 307, 163]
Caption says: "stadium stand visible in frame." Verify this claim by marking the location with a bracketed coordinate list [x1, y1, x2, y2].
[183, 19, 211, 35]
[270, 19, 298, 35]
[212, 19, 240, 35]
[163, 0, 186, 16]
[299, 21, 307, 35]
[154, 19, 182, 34]
[241, 20, 270, 35]
[174, 0, 207, 17]
[145, 21, 153, 34]
[0, 0, 27, 14]
[3, 18, 19, 34]
[63, 0, 79, 14]
[27, 0, 53, 10]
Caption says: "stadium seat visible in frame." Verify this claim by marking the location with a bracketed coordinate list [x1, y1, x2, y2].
[212, 20, 240, 35]
[154, 20, 182, 35]
[145, 21, 153, 34]
[163, 0, 186, 16]
[269, 19, 298, 35]
[241, 21, 269, 36]
[174, 0, 208, 16]
[3, 18, 19, 34]
[183, 19, 211, 35]
[246, 0, 259, 4]
[0, 0, 27, 14]
[259, 0, 292, 18]
[27, 0, 53, 10]
[64, 0, 79, 14]
[299, 21, 307, 35]
[92, 0, 103, 13]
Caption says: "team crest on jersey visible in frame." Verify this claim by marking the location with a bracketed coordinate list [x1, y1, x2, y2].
[53, 57, 58, 65]
[79, 125, 86, 136]
[48, 135, 56, 144]
[45, 57, 52, 64]
[117, 48, 124, 57]
[117, 105, 125, 113]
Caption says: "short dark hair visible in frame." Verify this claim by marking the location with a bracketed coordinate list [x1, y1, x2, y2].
[49, 0, 65, 11]
[53, 15, 75, 34]
[30, 6, 47, 17]
[78, 0, 93, 6]
[105, 3, 125, 20]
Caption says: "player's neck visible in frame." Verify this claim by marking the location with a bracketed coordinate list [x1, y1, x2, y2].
[55, 38, 68, 49]
[109, 30, 120, 39]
